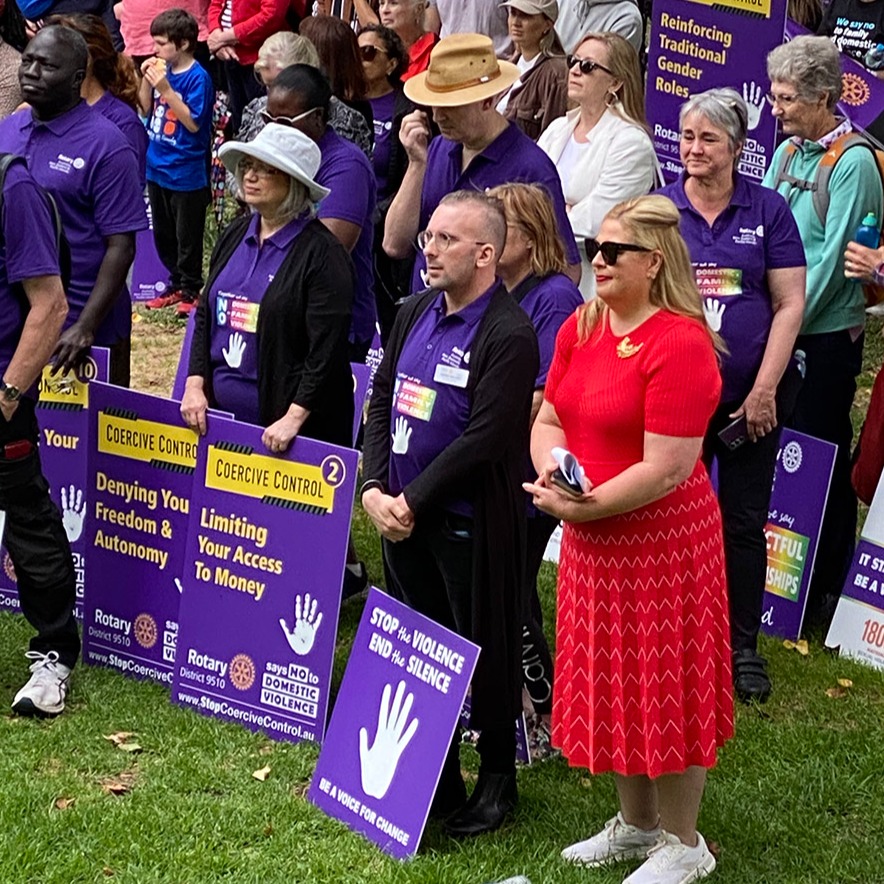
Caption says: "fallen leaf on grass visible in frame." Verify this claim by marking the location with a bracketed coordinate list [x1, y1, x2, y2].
[103, 732, 136, 746]
[782, 639, 810, 656]
[258, 744, 273, 756]
[102, 867, 114, 877]
[53, 797, 75, 810]
[837, 678, 854, 688]
[252, 766, 271, 782]
[825, 686, 848, 699]
[99, 770, 137, 796]
[707, 840, 721, 859]
[291, 782, 309, 799]
[263, 824, 274, 837]
[117, 743, 142, 754]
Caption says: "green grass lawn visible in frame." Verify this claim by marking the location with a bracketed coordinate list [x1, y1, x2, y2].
[1, 322, 883, 883]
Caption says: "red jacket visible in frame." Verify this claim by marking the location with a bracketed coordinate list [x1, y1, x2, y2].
[208, 0, 291, 65]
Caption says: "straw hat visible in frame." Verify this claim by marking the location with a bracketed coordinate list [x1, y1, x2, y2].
[404, 34, 520, 107]
[219, 124, 330, 203]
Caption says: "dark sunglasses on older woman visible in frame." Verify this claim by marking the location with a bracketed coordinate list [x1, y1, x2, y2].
[360, 44, 389, 62]
[585, 239, 651, 265]
[566, 54, 614, 76]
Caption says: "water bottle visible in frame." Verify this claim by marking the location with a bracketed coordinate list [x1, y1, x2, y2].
[864, 43, 884, 71]
[856, 213, 881, 249]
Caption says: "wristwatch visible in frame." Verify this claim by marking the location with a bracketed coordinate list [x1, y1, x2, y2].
[0, 379, 21, 402]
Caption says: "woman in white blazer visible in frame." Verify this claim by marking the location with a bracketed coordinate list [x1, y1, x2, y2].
[538, 32, 660, 299]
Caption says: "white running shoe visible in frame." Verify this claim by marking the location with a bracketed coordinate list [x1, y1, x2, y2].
[561, 812, 662, 867]
[12, 651, 71, 717]
[623, 831, 716, 884]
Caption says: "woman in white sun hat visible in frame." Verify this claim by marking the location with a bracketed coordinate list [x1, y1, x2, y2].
[181, 123, 355, 452]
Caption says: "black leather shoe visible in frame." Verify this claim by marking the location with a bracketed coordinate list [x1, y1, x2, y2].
[443, 771, 517, 837]
[733, 648, 771, 704]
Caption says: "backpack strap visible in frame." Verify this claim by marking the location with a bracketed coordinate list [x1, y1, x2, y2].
[0, 152, 22, 220]
[768, 142, 818, 197]
[812, 132, 875, 223]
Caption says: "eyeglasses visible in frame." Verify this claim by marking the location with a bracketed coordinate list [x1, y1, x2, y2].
[260, 107, 320, 127]
[585, 239, 651, 265]
[360, 44, 389, 62]
[566, 54, 614, 76]
[416, 230, 488, 251]
[765, 91, 799, 107]
[239, 158, 283, 178]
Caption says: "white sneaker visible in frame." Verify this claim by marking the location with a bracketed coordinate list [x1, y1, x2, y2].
[562, 812, 662, 867]
[12, 651, 71, 717]
[623, 831, 716, 884]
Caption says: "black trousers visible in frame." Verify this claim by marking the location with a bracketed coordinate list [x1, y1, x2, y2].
[0, 399, 78, 669]
[704, 403, 783, 654]
[522, 512, 557, 715]
[147, 182, 210, 295]
[220, 60, 264, 134]
[789, 330, 864, 619]
[382, 510, 515, 774]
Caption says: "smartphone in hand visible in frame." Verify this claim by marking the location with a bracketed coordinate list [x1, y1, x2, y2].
[717, 414, 749, 451]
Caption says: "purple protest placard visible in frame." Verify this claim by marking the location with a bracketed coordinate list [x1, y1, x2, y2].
[172, 418, 357, 743]
[83, 383, 200, 685]
[309, 588, 479, 860]
[786, 19, 884, 149]
[351, 362, 371, 445]
[647, 0, 787, 182]
[0, 350, 109, 621]
[131, 196, 170, 302]
[761, 429, 836, 639]
[827, 477, 884, 670]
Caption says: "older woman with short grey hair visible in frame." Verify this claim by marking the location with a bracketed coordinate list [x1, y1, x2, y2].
[765, 34, 843, 109]
[182, 124, 355, 452]
[658, 87, 807, 704]
[762, 35, 883, 638]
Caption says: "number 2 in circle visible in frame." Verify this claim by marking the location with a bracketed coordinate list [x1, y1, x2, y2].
[321, 455, 346, 488]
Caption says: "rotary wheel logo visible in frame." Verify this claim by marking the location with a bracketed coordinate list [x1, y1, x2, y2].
[3, 553, 16, 583]
[229, 653, 256, 691]
[133, 613, 158, 649]
[841, 73, 870, 107]
[781, 441, 803, 474]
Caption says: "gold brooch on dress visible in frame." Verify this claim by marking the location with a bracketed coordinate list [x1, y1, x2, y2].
[616, 336, 644, 359]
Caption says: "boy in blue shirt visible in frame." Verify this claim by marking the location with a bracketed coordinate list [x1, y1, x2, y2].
[139, 7, 214, 316]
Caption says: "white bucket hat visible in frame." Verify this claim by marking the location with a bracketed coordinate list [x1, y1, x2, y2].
[219, 124, 330, 204]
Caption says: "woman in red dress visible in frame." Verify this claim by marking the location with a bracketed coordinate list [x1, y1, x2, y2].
[525, 195, 734, 883]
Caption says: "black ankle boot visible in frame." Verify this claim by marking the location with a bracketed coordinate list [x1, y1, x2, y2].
[443, 770, 517, 837]
[429, 766, 467, 819]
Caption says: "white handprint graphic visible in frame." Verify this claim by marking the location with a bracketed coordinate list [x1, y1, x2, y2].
[391, 415, 412, 455]
[742, 81, 764, 131]
[223, 331, 246, 369]
[703, 298, 727, 332]
[61, 485, 85, 542]
[279, 593, 323, 656]
[359, 680, 419, 800]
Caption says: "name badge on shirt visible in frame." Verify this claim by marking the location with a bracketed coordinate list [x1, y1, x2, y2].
[433, 364, 469, 388]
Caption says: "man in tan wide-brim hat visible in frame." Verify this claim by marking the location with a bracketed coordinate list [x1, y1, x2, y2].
[383, 33, 580, 289]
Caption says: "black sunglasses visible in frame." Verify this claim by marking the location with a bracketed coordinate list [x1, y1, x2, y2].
[360, 44, 388, 62]
[566, 54, 614, 76]
[585, 239, 651, 265]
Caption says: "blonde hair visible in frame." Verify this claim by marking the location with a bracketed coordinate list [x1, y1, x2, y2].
[256, 32, 320, 74]
[577, 195, 723, 352]
[575, 32, 647, 131]
[486, 183, 568, 278]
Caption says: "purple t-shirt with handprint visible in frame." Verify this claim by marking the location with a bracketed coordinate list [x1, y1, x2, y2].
[208, 213, 309, 423]
[658, 173, 805, 404]
[387, 286, 495, 517]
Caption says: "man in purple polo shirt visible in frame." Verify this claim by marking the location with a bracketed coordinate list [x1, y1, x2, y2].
[383, 33, 581, 291]
[362, 190, 539, 838]
[0, 155, 79, 717]
[0, 26, 146, 386]
[265, 64, 378, 362]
